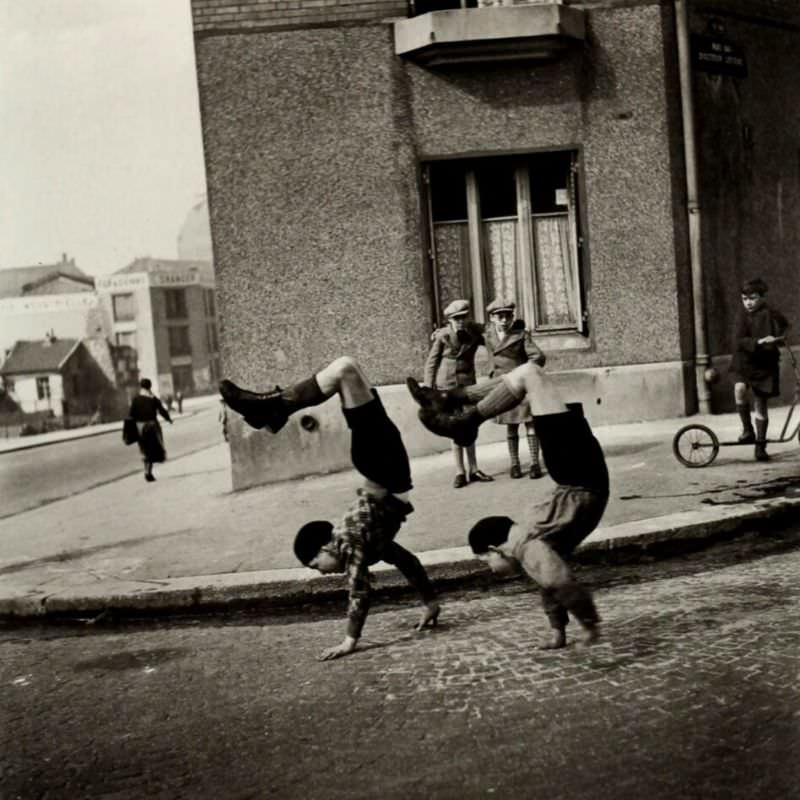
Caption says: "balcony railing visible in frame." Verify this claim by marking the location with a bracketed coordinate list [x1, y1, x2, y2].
[394, 1, 585, 67]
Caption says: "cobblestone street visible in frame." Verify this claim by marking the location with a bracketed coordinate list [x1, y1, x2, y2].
[2, 532, 800, 799]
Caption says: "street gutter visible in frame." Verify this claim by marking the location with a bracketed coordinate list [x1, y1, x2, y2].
[3, 495, 799, 623]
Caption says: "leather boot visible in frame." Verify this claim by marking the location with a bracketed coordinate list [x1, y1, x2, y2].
[736, 404, 755, 444]
[418, 405, 481, 447]
[219, 376, 324, 433]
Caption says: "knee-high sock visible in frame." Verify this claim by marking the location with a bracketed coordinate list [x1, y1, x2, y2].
[459, 377, 504, 404]
[526, 430, 540, 467]
[475, 381, 522, 420]
[737, 404, 754, 434]
[506, 426, 520, 468]
[282, 376, 326, 414]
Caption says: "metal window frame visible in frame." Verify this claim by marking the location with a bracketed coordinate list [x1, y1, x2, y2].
[424, 149, 586, 334]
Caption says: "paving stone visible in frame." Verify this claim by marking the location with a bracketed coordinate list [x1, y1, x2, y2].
[1, 536, 799, 799]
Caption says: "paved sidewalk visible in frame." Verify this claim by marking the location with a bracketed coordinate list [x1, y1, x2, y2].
[2, 406, 800, 619]
[0, 394, 219, 454]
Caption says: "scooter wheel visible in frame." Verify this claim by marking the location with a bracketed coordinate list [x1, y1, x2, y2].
[673, 424, 719, 467]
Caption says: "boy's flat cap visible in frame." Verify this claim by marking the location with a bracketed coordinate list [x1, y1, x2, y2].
[486, 297, 516, 315]
[444, 299, 470, 319]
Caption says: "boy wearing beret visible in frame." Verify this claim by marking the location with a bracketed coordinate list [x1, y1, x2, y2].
[484, 297, 546, 480]
[407, 361, 607, 648]
[424, 298, 494, 489]
[220, 356, 440, 660]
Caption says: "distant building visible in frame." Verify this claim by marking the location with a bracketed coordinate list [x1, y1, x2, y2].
[0, 254, 105, 358]
[95, 258, 220, 398]
[0, 333, 132, 423]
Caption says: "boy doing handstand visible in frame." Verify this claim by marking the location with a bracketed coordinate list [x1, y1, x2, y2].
[220, 357, 440, 660]
[407, 363, 608, 648]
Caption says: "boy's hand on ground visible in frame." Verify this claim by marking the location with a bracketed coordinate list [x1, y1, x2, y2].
[319, 636, 358, 661]
[758, 336, 778, 345]
[415, 601, 441, 631]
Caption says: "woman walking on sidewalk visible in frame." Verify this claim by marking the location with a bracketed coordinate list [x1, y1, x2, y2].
[128, 378, 172, 482]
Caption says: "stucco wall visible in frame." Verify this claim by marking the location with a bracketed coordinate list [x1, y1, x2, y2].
[196, 25, 431, 389]
[195, 1, 686, 396]
[12, 373, 63, 416]
[405, 3, 684, 370]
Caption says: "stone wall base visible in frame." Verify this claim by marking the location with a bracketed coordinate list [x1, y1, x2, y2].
[229, 359, 695, 490]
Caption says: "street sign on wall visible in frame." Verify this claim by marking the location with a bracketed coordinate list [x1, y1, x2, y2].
[691, 34, 747, 77]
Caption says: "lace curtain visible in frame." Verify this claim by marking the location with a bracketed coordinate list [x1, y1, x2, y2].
[432, 212, 579, 331]
[483, 220, 519, 303]
[532, 215, 577, 328]
[432, 222, 470, 312]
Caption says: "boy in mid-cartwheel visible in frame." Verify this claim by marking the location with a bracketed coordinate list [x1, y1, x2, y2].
[408, 363, 608, 648]
[220, 357, 440, 660]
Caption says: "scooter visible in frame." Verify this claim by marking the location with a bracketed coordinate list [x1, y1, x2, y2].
[673, 340, 800, 467]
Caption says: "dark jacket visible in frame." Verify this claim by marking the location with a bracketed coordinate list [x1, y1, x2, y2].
[424, 322, 485, 389]
[484, 320, 546, 377]
[129, 393, 172, 424]
[729, 304, 789, 396]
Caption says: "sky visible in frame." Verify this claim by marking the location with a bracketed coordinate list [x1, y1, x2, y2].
[0, 0, 208, 277]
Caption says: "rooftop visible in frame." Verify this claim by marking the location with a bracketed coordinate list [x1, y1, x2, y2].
[1, 337, 81, 375]
[115, 257, 214, 283]
[0, 255, 92, 299]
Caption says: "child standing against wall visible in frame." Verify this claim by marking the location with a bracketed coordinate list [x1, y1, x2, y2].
[424, 299, 494, 489]
[729, 277, 790, 462]
[484, 298, 547, 479]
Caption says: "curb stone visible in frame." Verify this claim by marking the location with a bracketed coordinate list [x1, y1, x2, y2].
[3, 496, 800, 621]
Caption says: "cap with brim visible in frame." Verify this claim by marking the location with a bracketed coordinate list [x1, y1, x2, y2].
[444, 299, 470, 319]
[486, 297, 516, 315]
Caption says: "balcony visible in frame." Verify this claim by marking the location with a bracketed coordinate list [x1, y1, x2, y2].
[394, 2, 586, 67]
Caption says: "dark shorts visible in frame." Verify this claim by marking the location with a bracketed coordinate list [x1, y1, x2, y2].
[342, 391, 412, 494]
[521, 485, 608, 557]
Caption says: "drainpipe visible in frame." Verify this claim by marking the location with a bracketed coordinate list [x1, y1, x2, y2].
[674, 0, 711, 414]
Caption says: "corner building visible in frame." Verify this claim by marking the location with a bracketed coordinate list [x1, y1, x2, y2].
[191, 0, 800, 488]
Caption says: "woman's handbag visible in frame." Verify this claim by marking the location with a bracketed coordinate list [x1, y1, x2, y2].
[122, 417, 139, 446]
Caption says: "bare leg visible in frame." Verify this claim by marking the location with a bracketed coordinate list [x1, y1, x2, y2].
[452, 443, 467, 488]
[221, 355, 373, 431]
[503, 363, 567, 417]
[380, 541, 440, 629]
[412, 364, 567, 447]
[521, 538, 600, 645]
[735, 382, 755, 443]
[314, 356, 373, 409]
[466, 442, 492, 483]
[539, 587, 568, 649]
[463, 364, 566, 418]
[465, 442, 478, 473]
